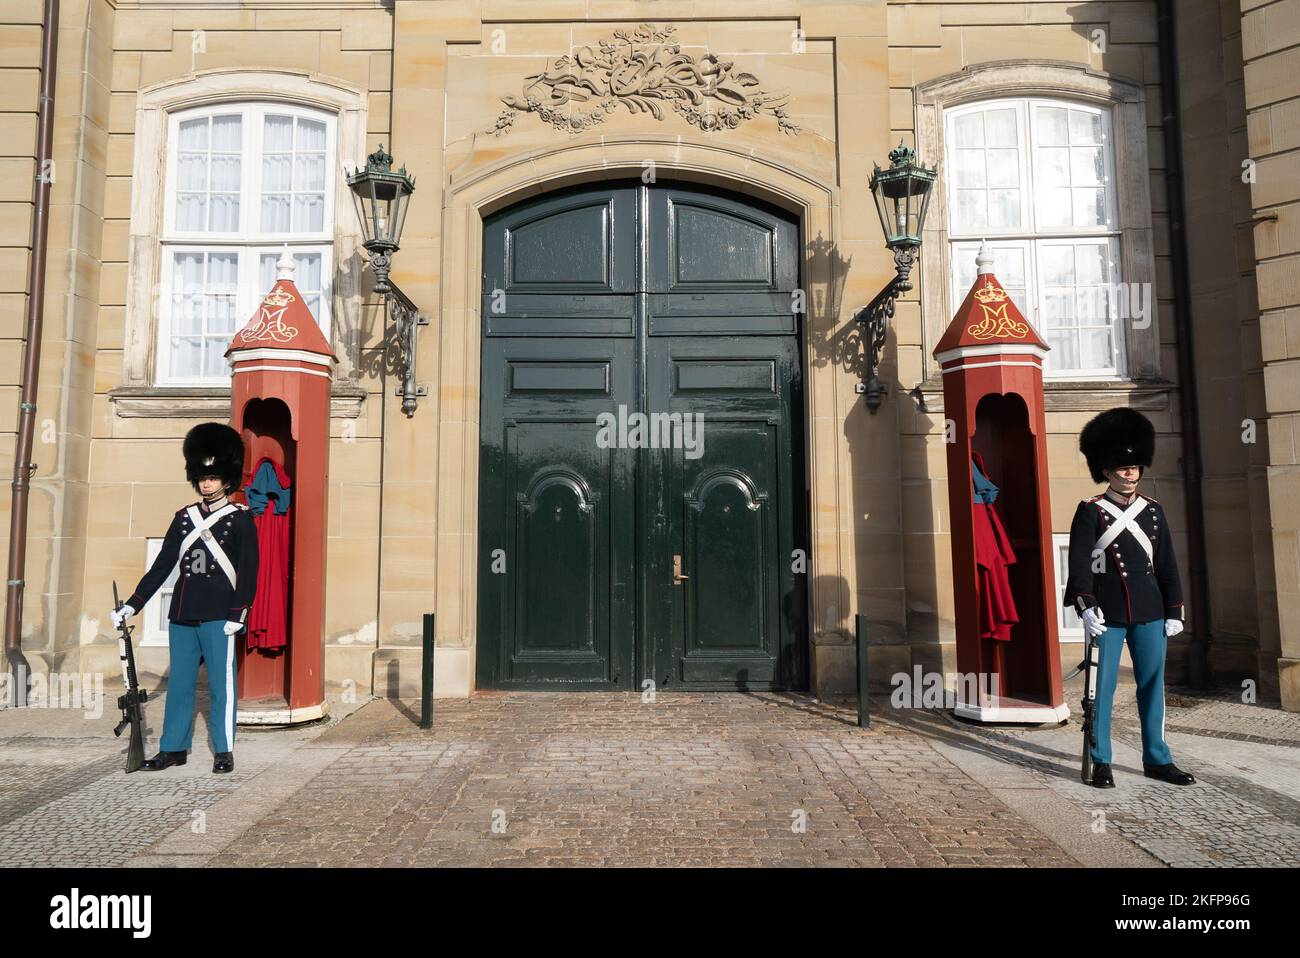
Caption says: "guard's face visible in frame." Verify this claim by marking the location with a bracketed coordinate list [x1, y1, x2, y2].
[1105, 465, 1141, 491]
[196, 475, 225, 497]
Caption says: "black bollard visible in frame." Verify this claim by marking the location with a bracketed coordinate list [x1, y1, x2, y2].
[855, 613, 869, 728]
[420, 612, 435, 730]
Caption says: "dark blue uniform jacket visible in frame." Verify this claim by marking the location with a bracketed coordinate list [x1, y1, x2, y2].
[127, 501, 259, 625]
[1064, 493, 1183, 626]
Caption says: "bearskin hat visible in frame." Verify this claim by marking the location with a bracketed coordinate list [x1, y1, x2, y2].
[183, 422, 245, 492]
[1079, 407, 1155, 484]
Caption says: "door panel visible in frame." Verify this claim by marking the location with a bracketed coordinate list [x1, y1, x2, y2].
[478, 337, 635, 689]
[478, 179, 807, 691]
[647, 336, 804, 689]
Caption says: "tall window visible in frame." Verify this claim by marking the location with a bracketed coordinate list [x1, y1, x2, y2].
[158, 103, 335, 384]
[945, 98, 1125, 378]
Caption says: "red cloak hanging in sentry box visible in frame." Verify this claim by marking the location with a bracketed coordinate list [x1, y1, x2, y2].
[933, 245, 1067, 724]
[225, 250, 336, 726]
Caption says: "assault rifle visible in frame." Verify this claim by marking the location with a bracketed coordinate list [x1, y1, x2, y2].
[1076, 597, 1101, 784]
[112, 581, 148, 773]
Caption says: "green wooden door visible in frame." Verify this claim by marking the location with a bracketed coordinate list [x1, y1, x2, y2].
[477, 180, 806, 690]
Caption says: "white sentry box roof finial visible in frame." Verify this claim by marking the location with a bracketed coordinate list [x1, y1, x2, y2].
[975, 239, 995, 277]
[276, 244, 295, 281]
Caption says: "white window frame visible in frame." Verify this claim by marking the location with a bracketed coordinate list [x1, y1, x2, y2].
[944, 96, 1126, 380]
[914, 62, 1162, 391]
[141, 538, 180, 648]
[1051, 533, 1085, 643]
[156, 101, 337, 386]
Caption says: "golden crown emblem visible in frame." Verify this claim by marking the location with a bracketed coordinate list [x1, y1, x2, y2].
[263, 286, 295, 308]
[972, 279, 1007, 305]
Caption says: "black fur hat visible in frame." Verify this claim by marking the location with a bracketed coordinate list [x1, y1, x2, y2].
[1079, 407, 1155, 484]
[183, 422, 245, 492]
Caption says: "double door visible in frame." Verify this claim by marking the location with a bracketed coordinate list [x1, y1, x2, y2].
[477, 181, 807, 690]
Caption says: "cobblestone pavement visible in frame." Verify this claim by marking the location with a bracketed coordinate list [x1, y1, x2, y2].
[903, 687, 1300, 869]
[208, 693, 1089, 868]
[0, 686, 1295, 868]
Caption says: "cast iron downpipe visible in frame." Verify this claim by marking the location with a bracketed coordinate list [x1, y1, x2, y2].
[4, 0, 60, 706]
[1156, 0, 1212, 688]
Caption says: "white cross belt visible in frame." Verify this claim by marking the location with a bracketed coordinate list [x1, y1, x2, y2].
[1092, 496, 1154, 564]
[178, 503, 239, 589]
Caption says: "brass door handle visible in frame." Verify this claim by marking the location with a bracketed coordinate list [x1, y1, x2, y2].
[673, 554, 689, 584]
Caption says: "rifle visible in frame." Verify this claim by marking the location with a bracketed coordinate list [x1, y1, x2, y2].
[112, 581, 148, 773]
[1076, 597, 1100, 784]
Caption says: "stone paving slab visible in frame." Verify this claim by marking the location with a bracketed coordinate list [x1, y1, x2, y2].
[899, 687, 1300, 869]
[1, 687, 1296, 868]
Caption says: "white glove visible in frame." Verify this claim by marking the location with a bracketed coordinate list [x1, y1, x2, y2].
[1165, 618, 1184, 638]
[1081, 605, 1107, 638]
[223, 621, 244, 636]
[110, 605, 136, 628]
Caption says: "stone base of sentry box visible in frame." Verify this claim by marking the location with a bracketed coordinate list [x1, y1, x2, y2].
[953, 697, 1070, 724]
[236, 698, 329, 727]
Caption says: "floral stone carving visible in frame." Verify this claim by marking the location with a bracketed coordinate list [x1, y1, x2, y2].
[489, 23, 800, 136]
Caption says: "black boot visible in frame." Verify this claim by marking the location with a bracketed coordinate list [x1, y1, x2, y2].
[1090, 762, 1115, 788]
[213, 752, 234, 774]
[1144, 762, 1195, 785]
[140, 750, 187, 771]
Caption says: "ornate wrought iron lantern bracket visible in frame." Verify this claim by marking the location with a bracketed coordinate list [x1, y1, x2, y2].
[855, 245, 918, 414]
[386, 280, 429, 419]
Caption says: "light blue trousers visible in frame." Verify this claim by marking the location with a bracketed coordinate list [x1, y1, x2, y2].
[1090, 618, 1173, 766]
[159, 620, 236, 754]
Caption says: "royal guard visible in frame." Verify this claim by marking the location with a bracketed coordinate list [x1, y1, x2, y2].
[109, 423, 259, 774]
[1064, 408, 1195, 789]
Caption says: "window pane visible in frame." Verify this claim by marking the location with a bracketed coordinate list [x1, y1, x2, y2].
[1036, 106, 1069, 146]
[1038, 147, 1070, 187]
[952, 112, 984, 147]
[202, 341, 228, 379]
[172, 251, 205, 291]
[178, 117, 208, 151]
[296, 117, 327, 151]
[1072, 187, 1106, 227]
[988, 190, 1020, 228]
[263, 151, 292, 192]
[172, 290, 203, 335]
[209, 193, 240, 232]
[1071, 146, 1104, 186]
[295, 152, 326, 192]
[264, 114, 294, 151]
[1075, 243, 1108, 285]
[1081, 327, 1114, 370]
[211, 115, 242, 152]
[986, 149, 1019, 188]
[177, 152, 207, 191]
[985, 108, 1018, 147]
[953, 149, 986, 189]
[295, 252, 322, 290]
[1039, 244, 1073, 286]
[293, 193, 325, 233]
[1045, 332, 1078, 371]
[953, 189, 987, 233]
[261, 194, 291, 233]
[171, 337, 202, 378]
[1069, 109, 1102, 144]
[209, 153, 240, 192]
[1042, 289, 1075, 327]
[1038, 187, 1072, 227]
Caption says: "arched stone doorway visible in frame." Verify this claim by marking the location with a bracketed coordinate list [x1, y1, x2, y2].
[476, 178, 808, 690]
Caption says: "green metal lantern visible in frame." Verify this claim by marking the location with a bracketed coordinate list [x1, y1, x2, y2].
[346, 144, 415, 293]
[869, 142, 938, 249]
